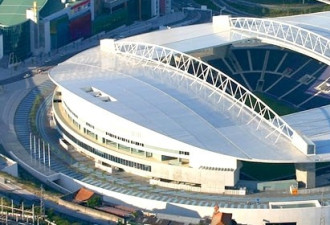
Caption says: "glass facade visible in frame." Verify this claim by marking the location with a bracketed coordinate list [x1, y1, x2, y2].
[50, 15, 69, 50]
[1, 21, 31, 61]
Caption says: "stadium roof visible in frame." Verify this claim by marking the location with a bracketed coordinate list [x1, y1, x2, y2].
[274, 11, 330, 39]
[50, 12, 330, 163]
[124, 12, 330, 61]
[285, 105, 330, 161]
[123, 23, 238, 53]
[49, 46, 314, 163]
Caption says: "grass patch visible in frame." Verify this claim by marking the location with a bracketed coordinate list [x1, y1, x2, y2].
[29, 95, 44, 135]
[46, 208, 89, 225]
[255, 92, 298, 116]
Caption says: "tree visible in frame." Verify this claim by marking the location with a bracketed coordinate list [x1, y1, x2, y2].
[86, 195, 102, 208]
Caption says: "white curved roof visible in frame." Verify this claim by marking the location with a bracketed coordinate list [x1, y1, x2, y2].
[123, 22, 240, 53]
[49, 12, 330, 163]
[284, 104, 330, 161]
[49, 45, 313, 163]
[274, 11, 330, 39]
[123, 12, 330, 56]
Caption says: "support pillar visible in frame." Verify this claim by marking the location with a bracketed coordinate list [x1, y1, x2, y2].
[295, 163, 315, 188]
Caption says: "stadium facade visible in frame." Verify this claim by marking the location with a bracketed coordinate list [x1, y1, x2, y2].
[48, 14, 330, 224]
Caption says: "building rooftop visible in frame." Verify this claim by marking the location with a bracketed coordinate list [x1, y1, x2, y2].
[284, 104, 330, 161]
[274, 11, 330, 39]
[123, 23, 236, 53]
[0, 0, 90, 27]
[0, 0, 47, 27]
[39, 0, 64, 19]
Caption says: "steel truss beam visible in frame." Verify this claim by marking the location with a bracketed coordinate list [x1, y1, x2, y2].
[113, 41, 305, 148]
[230, 17, 330, 65]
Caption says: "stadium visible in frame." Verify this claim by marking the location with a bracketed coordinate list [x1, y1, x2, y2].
[45, 13, 330, 225]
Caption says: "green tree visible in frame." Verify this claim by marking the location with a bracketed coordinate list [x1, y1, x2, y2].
[86, 195, 102, 208]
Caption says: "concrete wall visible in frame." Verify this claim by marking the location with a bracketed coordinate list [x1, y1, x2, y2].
[296, 163, 316, 188]
[9, 152, 71, 194]
[43, 20, 51, 53]
[57, 199, 119, 224]
[0, 34, 3, 60]
[0, 153, 18, 177]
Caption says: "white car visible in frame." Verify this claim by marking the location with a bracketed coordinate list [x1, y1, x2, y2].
[23, 73, 31, 79]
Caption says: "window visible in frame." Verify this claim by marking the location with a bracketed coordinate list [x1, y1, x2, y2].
[56, 119, 151, 172]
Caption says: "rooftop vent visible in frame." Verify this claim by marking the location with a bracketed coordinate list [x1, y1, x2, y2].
[82, 87, 117, 102]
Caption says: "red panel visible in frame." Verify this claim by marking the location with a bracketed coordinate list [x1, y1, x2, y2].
[69, 13, 91, 41]
[72, 0, 90, 10]
[160, 0, 166, 15]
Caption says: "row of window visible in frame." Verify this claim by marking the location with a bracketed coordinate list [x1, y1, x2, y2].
[103, 137, 150, 157]
[62, 100, 188, 158]
[56, 118, 151, 172]
[106, 131, 145, 147]
[86, 122, 94, 129]
[63, 101, 78, 118]
[84, 128, 98, 140]
[179, 151, 189, 155]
